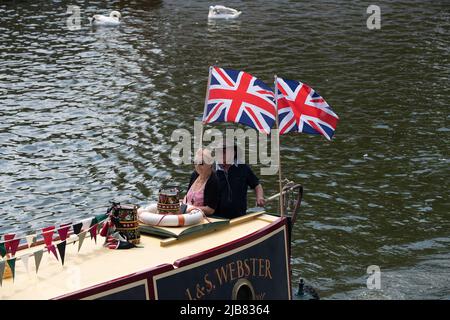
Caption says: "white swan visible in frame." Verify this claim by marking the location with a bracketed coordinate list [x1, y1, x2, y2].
[208, 5, 241, 19]
[90, 11, 121, 26]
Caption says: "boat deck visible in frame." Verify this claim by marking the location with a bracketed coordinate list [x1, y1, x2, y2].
[1, 212, 279, 300]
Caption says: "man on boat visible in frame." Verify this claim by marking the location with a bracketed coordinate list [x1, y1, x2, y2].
[214, 143, 265, 219]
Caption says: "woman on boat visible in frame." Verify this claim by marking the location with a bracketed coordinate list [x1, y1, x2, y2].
[183, 148, 219, 215]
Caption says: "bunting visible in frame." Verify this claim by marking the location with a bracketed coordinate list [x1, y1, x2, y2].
[42, 226, 55, 248]
[34, 249, 43, 274]
[57, 224, 71, 242]
[0, 242, 6, 258]
[100, 220, 112, 237]
[97, 222, 104, 234]
[77, 231, 86, 252]
[90, 217, 98, 228]
[95, 213, 108, 223]
[21, 254, 30, 273]
[4, 234, 15, 253]
[0, 260, 5, 286]
[72, 223, 83, 235]
[47, 244, 59, 261]
[0, 213, 109, 283]
[25, 234, 36, 248]
[7, 258, 16, 281]
[89, 224, 98, 244]
[9, 239, 21, 257]
[81, 218, 93, 232]
[56, 241, 67, 266]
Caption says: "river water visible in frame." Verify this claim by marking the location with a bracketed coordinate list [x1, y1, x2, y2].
[0, 0, 449, 299]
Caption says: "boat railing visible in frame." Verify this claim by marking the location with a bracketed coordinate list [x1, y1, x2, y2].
[266, 179, 303, 225]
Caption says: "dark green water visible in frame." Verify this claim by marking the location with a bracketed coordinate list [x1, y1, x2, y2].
[0, 0, 449, 299]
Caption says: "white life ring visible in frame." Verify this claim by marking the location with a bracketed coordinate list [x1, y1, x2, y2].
[138, 203, 204, 227]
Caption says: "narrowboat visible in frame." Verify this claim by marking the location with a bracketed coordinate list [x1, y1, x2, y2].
[0, 183, 302, 300]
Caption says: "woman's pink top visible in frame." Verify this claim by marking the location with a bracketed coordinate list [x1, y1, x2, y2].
[185, 183, 205, 207]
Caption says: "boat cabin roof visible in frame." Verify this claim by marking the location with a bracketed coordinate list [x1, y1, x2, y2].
[0, 212, 280, 300]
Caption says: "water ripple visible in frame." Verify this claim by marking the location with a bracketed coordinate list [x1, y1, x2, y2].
[0, 0, 449, 299]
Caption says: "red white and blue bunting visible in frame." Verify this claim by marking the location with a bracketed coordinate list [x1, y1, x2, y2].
[0, 214, 108, 285]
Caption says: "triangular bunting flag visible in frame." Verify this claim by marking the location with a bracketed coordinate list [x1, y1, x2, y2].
[0, 242, 6, 258]
[81, 218, 92, 232]
[4, 234, 15, 253]
[77, 232, 86, 252]
[47, 244, 59, 261]
[56, 241, 66, 266]
[0, 260, 5, 286]
[42, 226, 55, 247]
[90, 224, 98, 244]
[57, 224, 71, 242]
[95, 213, 108, 223]
[7, 257, 16, 281]
[100, 220, 111, 237]
[21, 254, 30, 273]
[34, 250, 43, 274]
[25, 234, 36, 248]
[90, 217, 98, 228]
[72, 223, 82, 235]
[65, 235, 76, 245]
[9, 239, 21, 257]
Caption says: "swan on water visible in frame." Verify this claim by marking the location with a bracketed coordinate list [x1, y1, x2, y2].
[90, 11, 121, 26]
[208, 5, 241, 19]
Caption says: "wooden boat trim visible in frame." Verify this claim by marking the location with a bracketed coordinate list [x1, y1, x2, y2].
[54, 263, 174, 300]
[159, 211, 266, 247]
[173, 216, 286, 268]
[229, 211, 266, 225]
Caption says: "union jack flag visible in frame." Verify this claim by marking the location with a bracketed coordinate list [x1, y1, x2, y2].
[203, 67, 276, 134]
[276, 77, 339, 140]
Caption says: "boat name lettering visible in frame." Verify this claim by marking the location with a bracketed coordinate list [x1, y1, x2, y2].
[184, 258, 272, 300]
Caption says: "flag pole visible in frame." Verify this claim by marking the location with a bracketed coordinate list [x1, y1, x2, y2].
[200, 66, 213, 153]
[274, 75, 284, 217]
